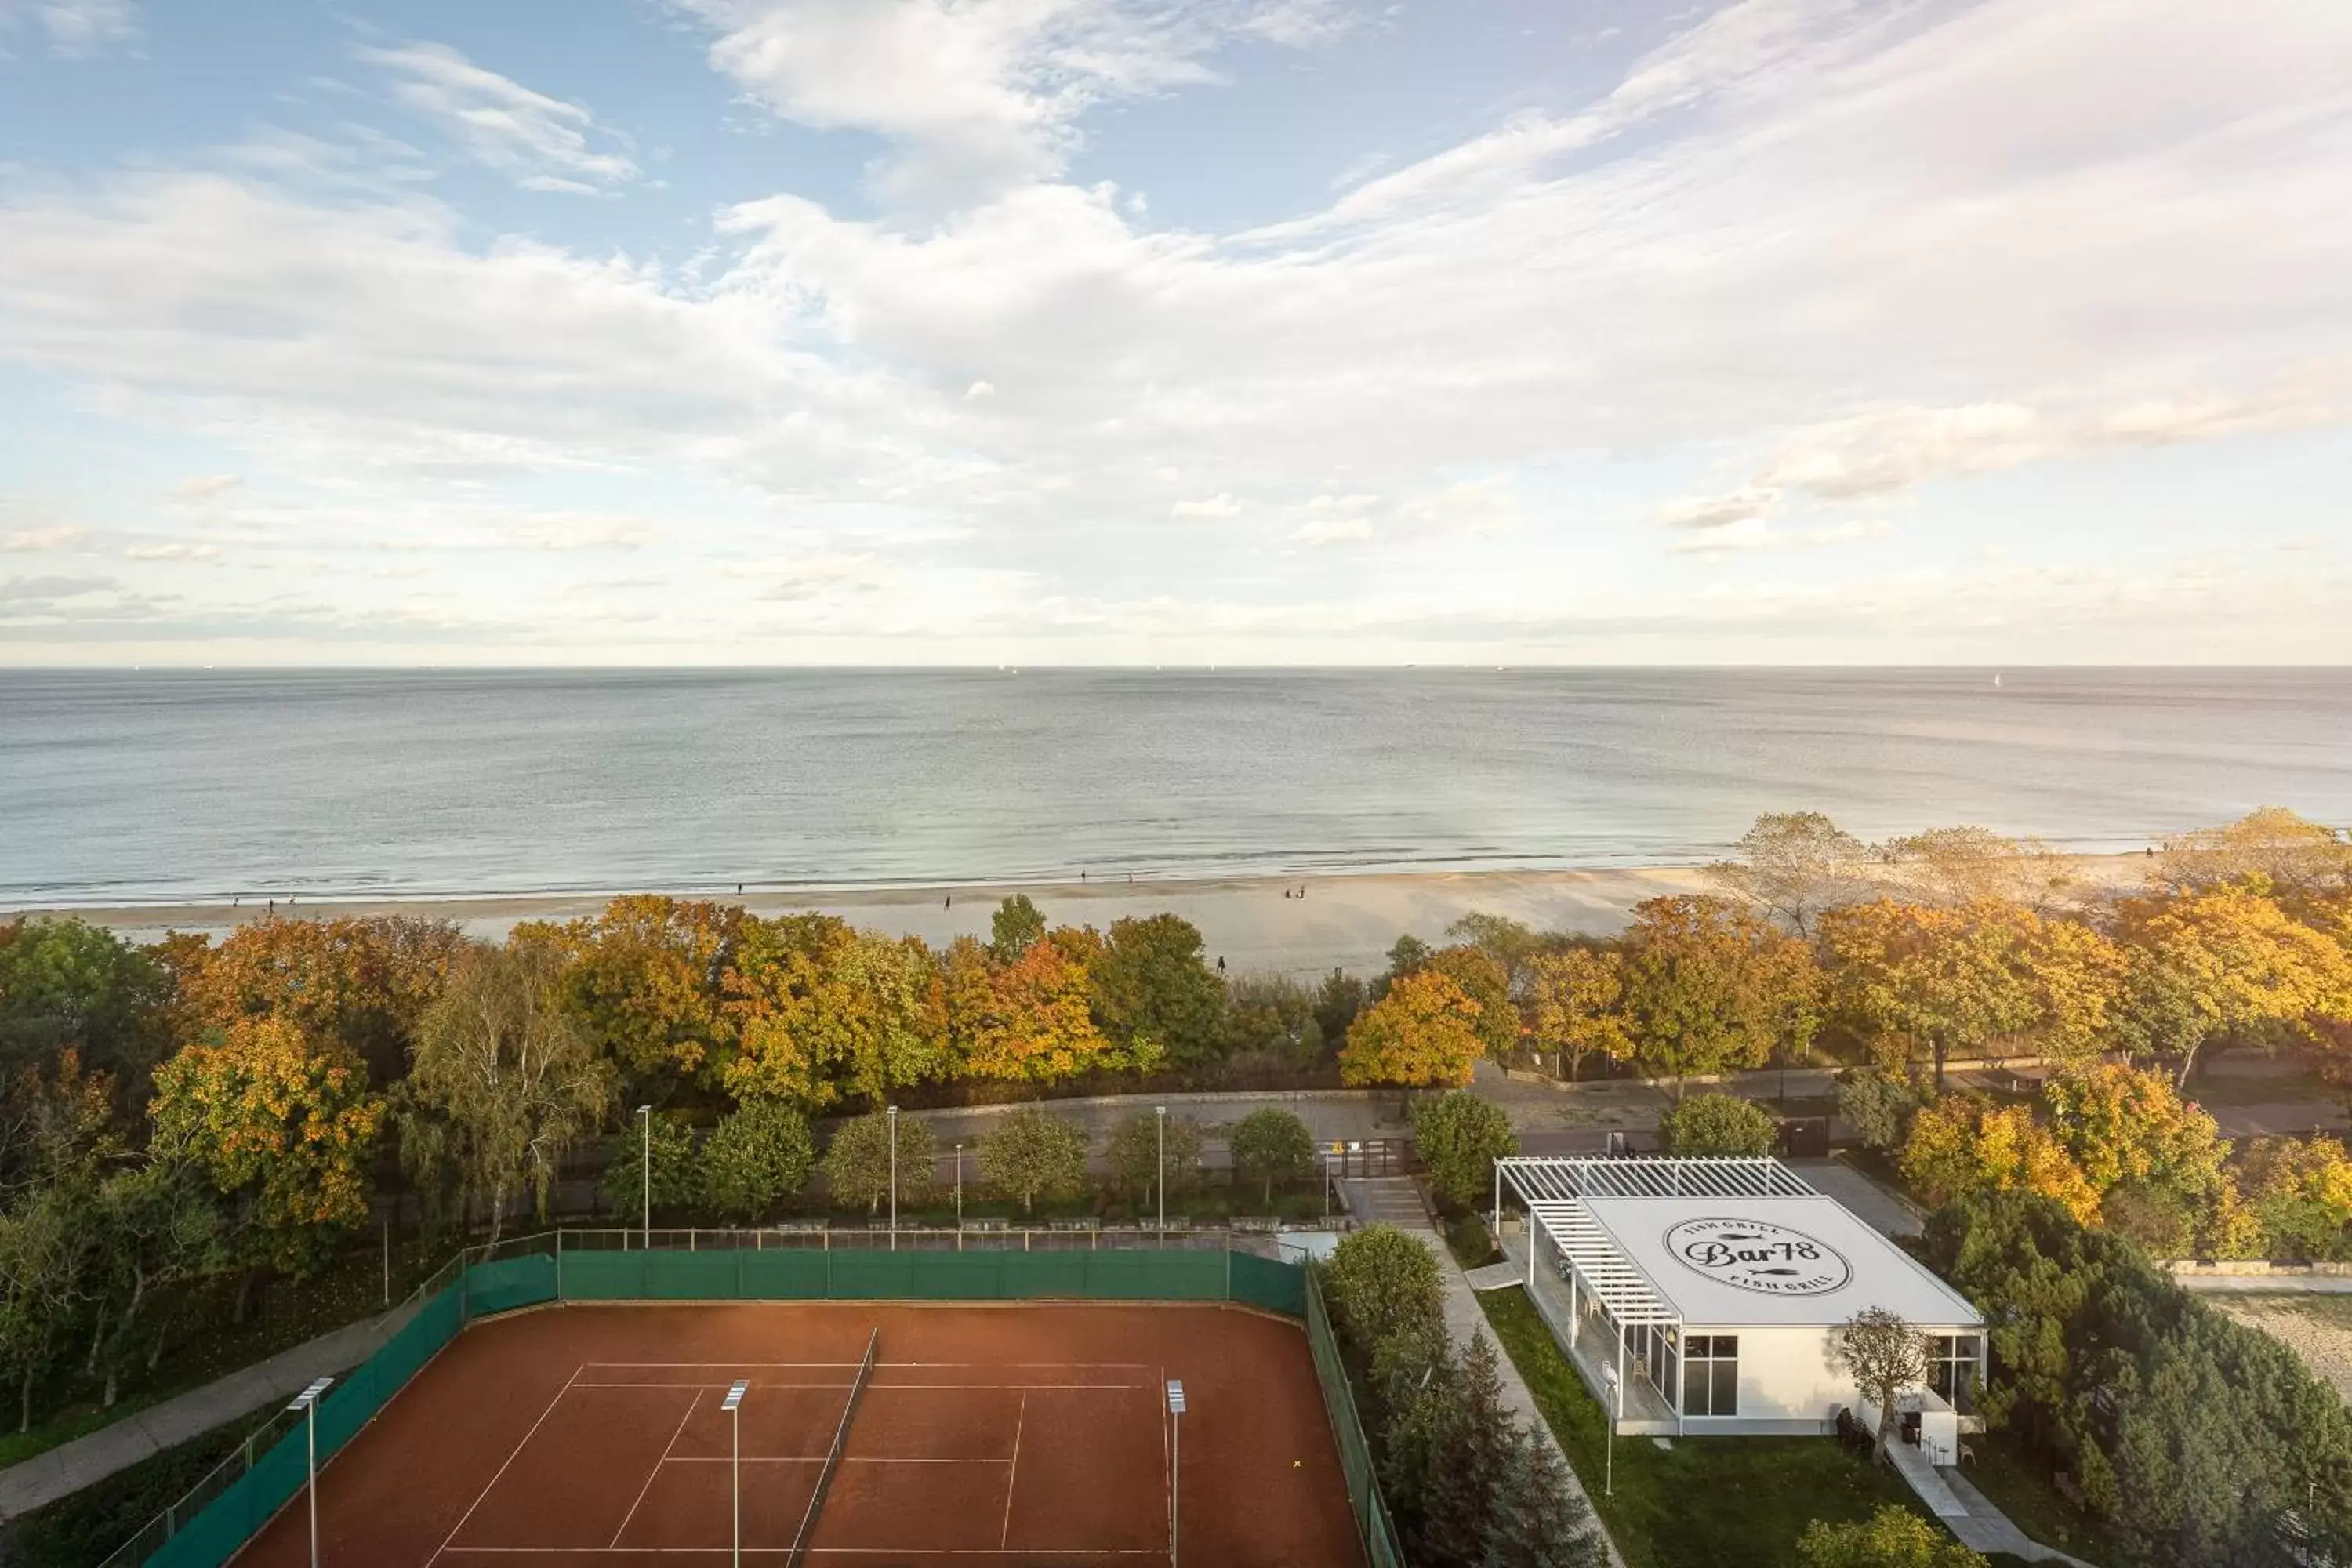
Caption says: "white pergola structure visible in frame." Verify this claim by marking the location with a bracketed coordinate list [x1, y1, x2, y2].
[1494, 1157, 1824, 1433]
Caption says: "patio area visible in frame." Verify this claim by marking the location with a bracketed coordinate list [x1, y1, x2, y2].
[1497, 1225, 1678, 1433]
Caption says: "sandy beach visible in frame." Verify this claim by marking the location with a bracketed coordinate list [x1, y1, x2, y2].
[15, 855, 2154, 978]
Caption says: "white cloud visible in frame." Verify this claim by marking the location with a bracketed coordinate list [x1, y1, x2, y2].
[1656, 489, 1777, 532]
[673, 0, 1352, 205]
[2, 526, 82, 550]
[0, 0, 136, 57]
[122, 540, 223, 561]
[1171, 493, 1240, 518]
[966, 379, 996, 399]
[170, 473, 242, 501]
[360, 42, 640, 193]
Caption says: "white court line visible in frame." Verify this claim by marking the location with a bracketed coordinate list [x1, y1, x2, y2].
[665, 1455, 1010, 1465]
[999, 1392, 1026, 1552]
[428, 1363, 583, 1566]
[608, 1386, 704, 1549]
[571, 1381, 1136, 1392]
[442, 1548, 1160, 1556]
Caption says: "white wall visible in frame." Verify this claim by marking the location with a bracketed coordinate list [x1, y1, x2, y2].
[1679, 1323, 1979, 1429]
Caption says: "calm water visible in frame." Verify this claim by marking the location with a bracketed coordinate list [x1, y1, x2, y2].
[2, 668, 2347, 906]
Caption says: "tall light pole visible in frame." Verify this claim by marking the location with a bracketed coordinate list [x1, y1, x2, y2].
[886, 1105, 899, 1250]
[289, 1377, 334, 1568]
[954, 1141, 964, 1226]
[1155, 1105, 1167, 1232]
[637, 1105, 652, 1249]
[722, 1378, 749, 1568]
[1165, 1378, 1185, 1568]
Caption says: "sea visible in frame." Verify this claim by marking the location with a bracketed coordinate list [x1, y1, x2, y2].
[2, 667, 2347, 907]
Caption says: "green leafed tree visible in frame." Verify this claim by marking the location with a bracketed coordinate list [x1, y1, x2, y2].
[1831, 1305, 1930, 1466]
[1410, 1091, 1518, 1210]
[1229, 1107, 1316, 1203]
[990, 895, 1047, 964]
[978, 1106, 1090, 1215]
[700, 1100, 817, 1221]
[1657, 1091, 1777, 1157]
[597, 1112, 699, 1222]
[406, 938, 614, 1250]
[1090, 915, 1226, 1066]
[1105, 1109, 1203, 1207]
[822, 1111, 936, 1216]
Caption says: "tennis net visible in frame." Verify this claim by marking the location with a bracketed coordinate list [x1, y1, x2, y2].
[786, 1326, 880, 1567]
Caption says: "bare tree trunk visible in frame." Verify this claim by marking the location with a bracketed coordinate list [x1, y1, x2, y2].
[20, 1373, 31, 1434]
[85, 1301, 108, 1377]
[1873, 1386, 1897, 1466]
[233, 1267, 256, 1326]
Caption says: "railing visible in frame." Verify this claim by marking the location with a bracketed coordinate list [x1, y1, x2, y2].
[100, 1225, 1316, 1568]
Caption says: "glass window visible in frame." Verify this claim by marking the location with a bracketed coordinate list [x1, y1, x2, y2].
[1928, 1334, 1980, 1414]
[1682, 1334, 1739, 1417]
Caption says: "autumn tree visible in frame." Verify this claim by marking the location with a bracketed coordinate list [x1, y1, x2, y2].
[539, 897, 739, 1098]
[1618, 896, 1820, 1094]
[1089, 915, 1225, 1065]
[1882, 825, 2074, 912]
[1705, 811, 1867, 934]
[0, 1047, 125, 1197]
[1832, 1306, 1930, 1465]
[1523, 947, 1630, 1081]
[956, 937, 1120, 1081]
[405, 939, 612, 1249]
[2042, 1065, 2233, 1225]
[822, 1111, 935, 1215]
[1105, 1110, 1203, 1207]
[1340, 970, 1484, 1087]
[1819, 899, 2120, 1091]
[150, 1015, 385, 1277]
[1444, 913, 1543, 992]
[2237, 1136, 2352, 1261]
[721, 913, 858, 1109]
[1428, 946, 1518, 1062]
[1898, 1095, 2098, 1225]
[700, 1100, 817, 1221]
[1411, 1091, 1517, 1210]
[2112, 882, 2352, 1085]
[978, 1106, 1089, 1215]
[2157, 807, 2352, 898]
[176, 915, 463, 1082]
[1229, 1107, 1316, 1203]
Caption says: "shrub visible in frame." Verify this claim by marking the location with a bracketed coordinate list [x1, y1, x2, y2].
[1323, 1224, 1444, 1355]
[1411, 1091, 1518, 1210]
[1838, 1068, 1922, 1152]
[1796, 1505, 1986, 1567]
[1657, 1091, 1776, 1157]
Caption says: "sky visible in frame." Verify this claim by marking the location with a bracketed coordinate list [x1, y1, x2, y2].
[0, 0, 2347, 666]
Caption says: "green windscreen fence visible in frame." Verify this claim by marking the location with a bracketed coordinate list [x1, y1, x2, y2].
[137, 1243, 1365, 1568]
[1305, 1266, 1409, 1568]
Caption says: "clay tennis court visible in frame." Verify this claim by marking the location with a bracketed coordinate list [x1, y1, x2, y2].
[229, 1301, 1362, 1566]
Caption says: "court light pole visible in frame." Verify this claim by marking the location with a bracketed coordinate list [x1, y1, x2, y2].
[722, 1377, 749, 1568]
[288, 1376, 334, 1568]
[886, 1105, 899, 1251]
[1155, 1105, 1166, 1232]
[954, 1141, 964, 1226]
[636, 1105, 652, 1248]
[1602, 1365, 1620, 1499]
[1165, 1379, 1185, 1568]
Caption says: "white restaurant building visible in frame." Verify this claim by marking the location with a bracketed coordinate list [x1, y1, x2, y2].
[1493, 1156, 1986, 1454]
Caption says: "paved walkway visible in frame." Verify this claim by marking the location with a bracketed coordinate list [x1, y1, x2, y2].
[0, 1304, 416, 1522]
[1790, 1158, 1926, 1239]
[1341, 1178, 1625, 1568]
[2172, 1273, 2352, 1294]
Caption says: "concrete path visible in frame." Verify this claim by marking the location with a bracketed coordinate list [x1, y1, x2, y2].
[1340, 1178, 1626, 1568]
[1936, 1465, 2100, 1566]
[0, 1303, 417, 1522]
[2172, 1273, 2352, 1294]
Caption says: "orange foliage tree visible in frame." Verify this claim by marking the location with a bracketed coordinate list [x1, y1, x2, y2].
[1899, 1094, 2100, 1225]
[174, 916, 463, 1080]
[149, 1016, 385, 1275]
[536, 896, 740, 1097]
[1339, 969, 1483, 1087]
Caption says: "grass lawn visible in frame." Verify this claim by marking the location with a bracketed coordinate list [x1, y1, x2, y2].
[1478, 1287, 1945, 1568]
[1962, 1437, 2121, 1566]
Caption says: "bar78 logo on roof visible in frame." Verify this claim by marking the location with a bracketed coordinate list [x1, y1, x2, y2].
[1664, 1217, 1853, 1296]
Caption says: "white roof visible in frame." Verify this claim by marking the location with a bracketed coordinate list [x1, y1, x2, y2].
[1576, 1195, 1983, 1329]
